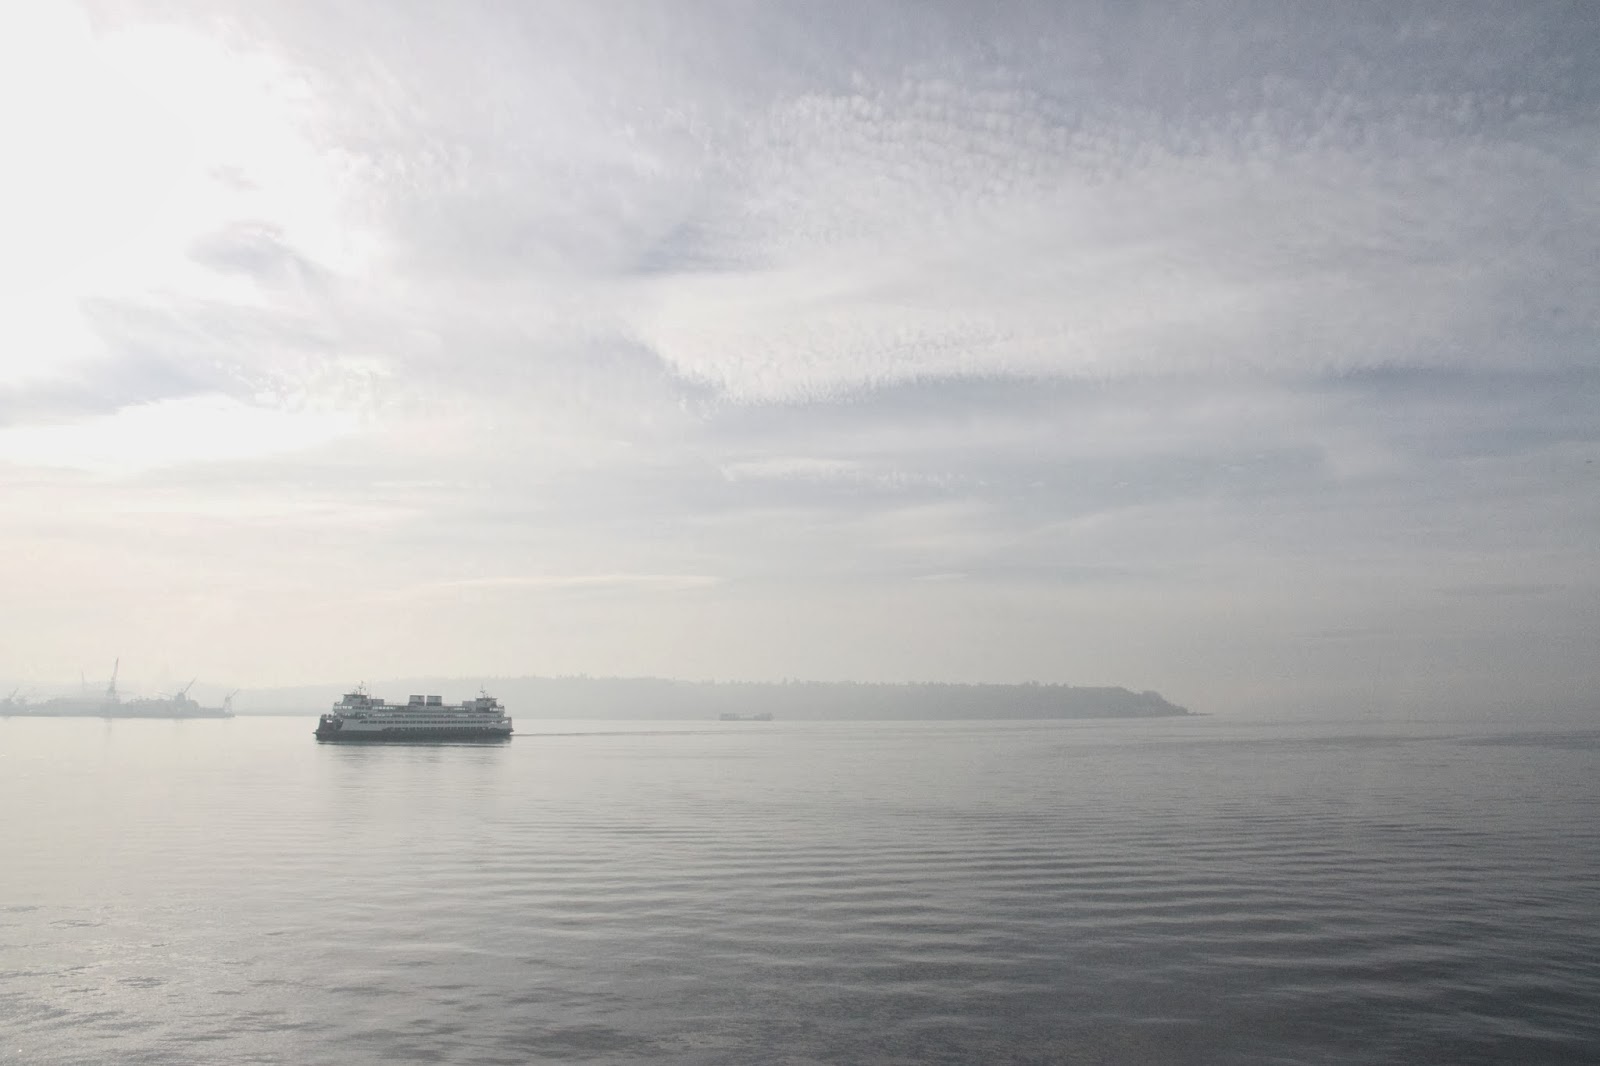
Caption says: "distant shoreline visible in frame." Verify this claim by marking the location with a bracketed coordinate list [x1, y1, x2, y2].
[222, 677, 1192, 721]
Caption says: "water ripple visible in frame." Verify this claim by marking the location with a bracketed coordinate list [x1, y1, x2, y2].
[1, 716, 1597, 1064]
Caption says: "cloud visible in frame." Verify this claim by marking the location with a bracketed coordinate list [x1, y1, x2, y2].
[188, 222, 326, 286]
[0, 393, 357, 473]
[629, 85, 1599, 399]
[397, 574, 724, 601]
[2, 2, 1596, 713]
[41, 2, 1598, 411]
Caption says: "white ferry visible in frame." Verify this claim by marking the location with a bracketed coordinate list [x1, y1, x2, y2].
[314, 689, 513, 742]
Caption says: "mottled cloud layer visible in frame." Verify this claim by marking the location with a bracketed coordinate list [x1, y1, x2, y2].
[2, 2, 1596, 715]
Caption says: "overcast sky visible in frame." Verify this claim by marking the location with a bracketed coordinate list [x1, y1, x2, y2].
[2, 1, 1596, 716]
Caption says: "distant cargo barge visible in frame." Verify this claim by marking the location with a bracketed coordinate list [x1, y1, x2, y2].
[315, 689, 512, 742]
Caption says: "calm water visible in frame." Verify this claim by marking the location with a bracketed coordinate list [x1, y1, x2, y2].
[2, 715, 1598, 1064]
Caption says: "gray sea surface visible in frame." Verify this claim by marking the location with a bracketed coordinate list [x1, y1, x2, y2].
[2, 714, 1598, 1064]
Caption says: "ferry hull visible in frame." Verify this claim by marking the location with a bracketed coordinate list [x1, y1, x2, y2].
[315, 728, 512, 743]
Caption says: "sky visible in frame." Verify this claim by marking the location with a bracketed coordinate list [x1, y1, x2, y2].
[1, 1, 1596, 717]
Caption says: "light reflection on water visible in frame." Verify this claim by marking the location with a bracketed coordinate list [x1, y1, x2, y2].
[2, 715, 1598, 1064]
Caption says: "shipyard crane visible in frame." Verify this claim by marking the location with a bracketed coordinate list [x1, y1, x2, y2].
[105, 659, 119, 701]
[177, 678, 197, 700]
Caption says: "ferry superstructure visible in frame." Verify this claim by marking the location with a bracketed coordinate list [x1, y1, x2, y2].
[314, 689, 513, 742]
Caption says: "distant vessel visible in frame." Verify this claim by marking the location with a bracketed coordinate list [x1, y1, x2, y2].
[719, 712, 774, 722]
[2, 661, 233, 719]
[315, 689, 513, 742]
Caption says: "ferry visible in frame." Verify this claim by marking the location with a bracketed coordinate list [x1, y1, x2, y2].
[315, 689, 513, 742]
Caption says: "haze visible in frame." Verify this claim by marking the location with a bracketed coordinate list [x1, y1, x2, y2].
[2, 2, 1596, 718]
